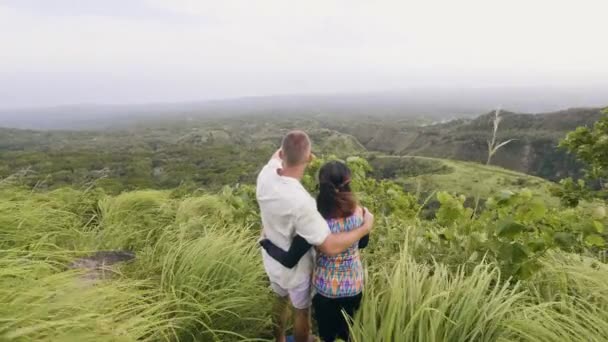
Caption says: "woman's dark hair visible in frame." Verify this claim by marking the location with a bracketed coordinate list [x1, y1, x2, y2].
[316, 161, 357, 219]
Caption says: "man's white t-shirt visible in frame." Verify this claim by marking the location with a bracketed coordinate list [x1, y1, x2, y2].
[256, 158, 330, 289]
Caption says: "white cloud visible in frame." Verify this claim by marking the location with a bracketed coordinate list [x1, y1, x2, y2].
[0, 0, 607, 107]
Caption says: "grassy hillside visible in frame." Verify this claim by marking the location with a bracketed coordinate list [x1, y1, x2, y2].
[369, 155, 558, 205]
[2, 155, 607, 341]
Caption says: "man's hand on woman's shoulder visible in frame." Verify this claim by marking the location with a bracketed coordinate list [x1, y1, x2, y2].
[362, 207, 374, 233]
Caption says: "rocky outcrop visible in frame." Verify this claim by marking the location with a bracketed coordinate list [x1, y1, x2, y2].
[69, 250, 135, 282]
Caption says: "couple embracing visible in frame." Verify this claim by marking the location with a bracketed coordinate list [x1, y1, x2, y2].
[256, 130, 374, 342]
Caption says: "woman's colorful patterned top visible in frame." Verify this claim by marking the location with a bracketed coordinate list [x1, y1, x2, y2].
[313, 213, 364, 298]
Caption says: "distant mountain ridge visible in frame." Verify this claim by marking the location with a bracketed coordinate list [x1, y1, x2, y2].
[1, 87, 607, 130]
[332, 107, 606, 181]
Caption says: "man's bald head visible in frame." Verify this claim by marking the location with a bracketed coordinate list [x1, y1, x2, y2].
[281, 130, 311, 167]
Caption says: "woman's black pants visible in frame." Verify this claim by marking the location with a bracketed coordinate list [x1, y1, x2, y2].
[312, 292, 363, 342]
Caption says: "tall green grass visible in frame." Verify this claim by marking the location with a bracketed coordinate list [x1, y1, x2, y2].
[2, 184, 608, 341]
[350, 247, 608, 342]
[0, 187, 272, 341]
[0, 254, 176, 341]
[502, 252, 608, 341]
[155, 226, 272, 340]
[97, 190, 175, 250]
[0, 187, 100, 251]
[349, 248, 522, 342]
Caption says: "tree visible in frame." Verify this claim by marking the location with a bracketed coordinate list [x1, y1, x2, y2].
[560, 108, 608, 190]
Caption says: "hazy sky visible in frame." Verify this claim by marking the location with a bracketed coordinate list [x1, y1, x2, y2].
[1, 0, 607, 108]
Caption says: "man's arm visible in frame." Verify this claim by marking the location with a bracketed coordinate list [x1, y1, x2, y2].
[358, 234, 370, 249]
[259, 235, 312, 268]
[295, 201, 374, 257]
[357, 207, 370, 249]
[317, 213, 373, 256]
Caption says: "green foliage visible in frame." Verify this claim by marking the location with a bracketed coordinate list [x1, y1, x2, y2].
[551, 177, 590, 207]
[303, 155, 419, 218]
[0, 117, 368, 192]
[560, 107, 608, 197]
[435, 192, 471, 226]
[0, 144, 273, 191]
[416, 189, 608, 279]
[561, 108, 608, 175]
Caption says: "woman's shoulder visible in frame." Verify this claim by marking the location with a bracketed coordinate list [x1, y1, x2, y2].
[343, 207, 364, 228]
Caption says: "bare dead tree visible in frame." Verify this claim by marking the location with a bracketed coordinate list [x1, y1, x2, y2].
[486, 108, 515, 165]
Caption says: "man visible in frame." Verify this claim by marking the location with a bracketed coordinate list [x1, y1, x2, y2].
[256, 130, 374, 342]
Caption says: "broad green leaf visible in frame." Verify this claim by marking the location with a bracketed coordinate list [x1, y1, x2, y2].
[585, 234, 605, 247]
[517, 260, 542, 279]
[526, 200, 546, 221]
[485, 197, 497, 209]
[468, 232, 485, 249]
[554, 232, 576, 249]
[439, 229, 455, 241]
[486, 239, 502, 255]
[520, 189, 533, 200]
[496, 190, 514, 204]
[497, 218, 526, 238]
[424, 231, 437, 241]
[592, 206, 606, 219]
[527, 238, 546, 252]
[436, 191, 452, 204]
[498, 241, 513, 261]
[511, 242, 529, 263]
[593, 220, 604, 233]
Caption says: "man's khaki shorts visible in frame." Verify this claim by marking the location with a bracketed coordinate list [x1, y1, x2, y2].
[270, 280, 311, 310]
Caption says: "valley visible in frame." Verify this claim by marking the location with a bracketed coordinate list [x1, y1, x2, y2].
[1, 106, 602, 198]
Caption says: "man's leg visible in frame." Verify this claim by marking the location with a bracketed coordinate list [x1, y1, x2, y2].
[272, 295, 290, 342]
[290, 281, 313, 342]
[270, 282, 291, 342]
[294, 307, 312, 342]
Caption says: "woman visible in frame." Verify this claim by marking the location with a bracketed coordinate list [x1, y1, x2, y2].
[260, 160, 369, 342]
